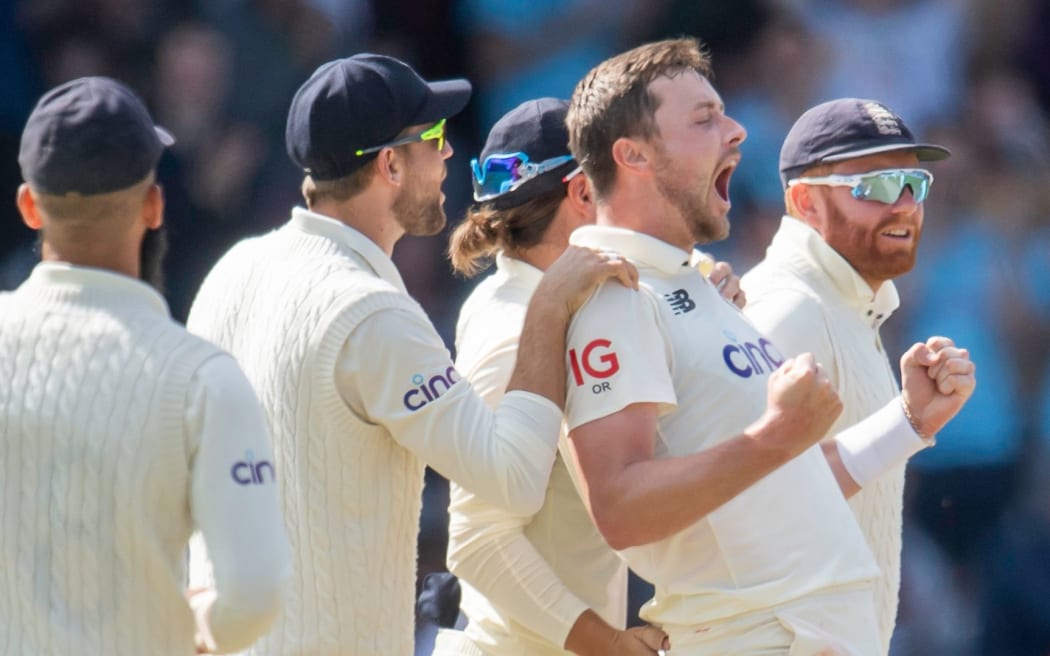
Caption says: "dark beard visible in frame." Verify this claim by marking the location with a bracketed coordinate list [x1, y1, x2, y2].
[140, 226, 168, 293]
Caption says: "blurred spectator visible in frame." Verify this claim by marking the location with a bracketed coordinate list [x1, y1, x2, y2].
[794, 0, 969, 135]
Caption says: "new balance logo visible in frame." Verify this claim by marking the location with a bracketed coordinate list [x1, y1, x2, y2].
[664, 289, 695, 315]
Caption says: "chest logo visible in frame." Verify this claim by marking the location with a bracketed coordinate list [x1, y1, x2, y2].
[664, 289, 695, 315]
[721, 331, 785, 379]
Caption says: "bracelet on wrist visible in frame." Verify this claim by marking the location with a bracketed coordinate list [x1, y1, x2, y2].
[901, 397, 935, 445]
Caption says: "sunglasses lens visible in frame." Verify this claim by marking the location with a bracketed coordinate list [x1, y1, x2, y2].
[861, 171, 931, 203]
[472, 154, 524, 198]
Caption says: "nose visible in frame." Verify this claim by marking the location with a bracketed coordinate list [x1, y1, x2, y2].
[891, 186, 919, 213]
[724, 115, 747, 146]
[442, 139, 454, 160]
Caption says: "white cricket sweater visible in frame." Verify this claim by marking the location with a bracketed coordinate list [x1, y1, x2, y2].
[186, 208, 563, 655]
[743, 216, 905, 654]
[0, 263, 289, 655]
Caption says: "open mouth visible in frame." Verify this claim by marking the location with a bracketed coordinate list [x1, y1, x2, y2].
[881, 227, 912, 239]
[714, 162, 736, 203]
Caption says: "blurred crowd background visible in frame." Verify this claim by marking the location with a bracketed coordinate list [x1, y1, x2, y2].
[1, 0, 1048, 653]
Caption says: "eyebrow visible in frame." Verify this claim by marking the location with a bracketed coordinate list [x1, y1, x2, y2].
[692, 100, 725, 113]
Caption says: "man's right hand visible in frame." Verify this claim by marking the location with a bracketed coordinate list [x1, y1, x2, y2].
[753, 352, 843, 458]
[538, 246, 639, 316]
[610, 625, 670, 655]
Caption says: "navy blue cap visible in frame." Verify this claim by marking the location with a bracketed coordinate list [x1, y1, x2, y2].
[478, 97, 575, 210]
[286, 53, 471, 180]
[779, 98, 950, 187]
[19, 76, 174, 195]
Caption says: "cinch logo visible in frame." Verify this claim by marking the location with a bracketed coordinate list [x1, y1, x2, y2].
[721, 330, 784, 378]
[231, 450, 275, 485]
[664, 289, 695, 315]
[569, 338, 620, 395]
[403, 366, 460, 411]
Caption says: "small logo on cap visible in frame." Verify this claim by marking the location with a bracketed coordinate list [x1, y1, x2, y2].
[862, 102, 902, 136]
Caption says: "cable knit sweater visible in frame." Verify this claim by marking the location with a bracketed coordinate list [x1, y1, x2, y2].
[187, 208, 563, 655]
[0, 262, 288, 655]
[743, 216, 906, 654]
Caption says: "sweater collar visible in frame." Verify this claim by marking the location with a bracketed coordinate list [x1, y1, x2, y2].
[22, 261, 170, 315]
[767, 215, 900, 327]
[569, 225, 693, 276]
[291, 207, 408, 294]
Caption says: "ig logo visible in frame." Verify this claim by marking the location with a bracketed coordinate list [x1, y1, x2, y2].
[569, 338, 620, 394]
[231, 449, 276, 486]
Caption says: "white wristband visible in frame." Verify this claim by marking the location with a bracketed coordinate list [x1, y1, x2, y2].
[834, 397, 934, 488]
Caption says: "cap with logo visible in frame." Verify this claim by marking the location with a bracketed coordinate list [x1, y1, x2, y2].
[286, 53, 472, 181]
[19, 76, 174, 195]
[474, 97, 576, 210]
[779, 98, 950, 188]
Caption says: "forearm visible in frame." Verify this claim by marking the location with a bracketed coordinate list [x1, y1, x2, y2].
[506, 294, 570, 408]
[447, 501, 589, 647]
[587, 422, 795, 550]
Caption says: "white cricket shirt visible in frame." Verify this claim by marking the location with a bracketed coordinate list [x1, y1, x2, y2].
[564, 226, 879, 629]
[742, 215, 906, 652]
[449, 253, 627, 655]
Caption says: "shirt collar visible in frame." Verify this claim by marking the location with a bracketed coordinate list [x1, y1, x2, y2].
[569, 225, 692, 276]
[24, 261, 170, 316]
[291, 206, 407, 294]
[769, 215, 900, 326]
[495, 252, 544, 291]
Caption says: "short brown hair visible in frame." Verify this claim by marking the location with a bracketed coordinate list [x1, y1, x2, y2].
[301, 166, 375, 208]
[448, 186, 565, 277]
[567, 38, 712, 199]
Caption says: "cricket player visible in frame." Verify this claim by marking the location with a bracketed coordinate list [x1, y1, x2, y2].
[185, 55, 635, 655]
[437, 97, 744, 655]
[561, 38, 976, 654]
[1, 76, 290, 655]
[742, 97, 959, 653]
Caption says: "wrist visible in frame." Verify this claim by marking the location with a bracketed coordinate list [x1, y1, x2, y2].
[835, 397, 933, 488]
[900, 395, 936, 444]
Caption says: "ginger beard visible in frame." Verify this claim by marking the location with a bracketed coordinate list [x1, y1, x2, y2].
[820, 195, 923, 286]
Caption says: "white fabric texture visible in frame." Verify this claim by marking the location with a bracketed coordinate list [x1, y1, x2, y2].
[0, 263, 288, 655]
[186, 208, 562, 655]
[564, 225, 878, 634]
[447, 253, 628, 655]
[742, 215, 910, 653]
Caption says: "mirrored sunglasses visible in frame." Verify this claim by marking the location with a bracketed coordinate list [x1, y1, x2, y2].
[355, 118, 446, 157]
[470, 152, 575, 201]
[788, 168, 934, 204]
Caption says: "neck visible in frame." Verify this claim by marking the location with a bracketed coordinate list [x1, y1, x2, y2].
[597, 182, 693, 251]
[310, 197, 404, 257]
[39, 232, 142, 279]
[510, 241, 563, 272]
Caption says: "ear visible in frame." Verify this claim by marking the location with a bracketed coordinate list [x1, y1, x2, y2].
[564, 172, 594, 218]
[143, 184, 164, 230]
[610, 136, 651, 176]
[16, 184, 42, 230]
[373, 148, 404, 187]
[787, 181, 818, 220]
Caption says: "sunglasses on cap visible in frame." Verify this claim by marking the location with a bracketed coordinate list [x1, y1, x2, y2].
[355, 118, 447, 156]
[788, 168, 934, 204]
[470, 152, 575, 201]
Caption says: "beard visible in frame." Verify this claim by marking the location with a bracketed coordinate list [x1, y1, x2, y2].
[823, 201, 920, 285]
[392, 170, 447, 237]
[653, 152, 728, 246]
[140, 226, 168, 293]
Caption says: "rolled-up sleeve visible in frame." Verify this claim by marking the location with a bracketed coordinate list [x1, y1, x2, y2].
[186, 355, 291, 653]
[336, 306, 561, 516]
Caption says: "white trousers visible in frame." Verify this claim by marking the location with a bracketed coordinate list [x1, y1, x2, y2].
[661, 586, 881, 656]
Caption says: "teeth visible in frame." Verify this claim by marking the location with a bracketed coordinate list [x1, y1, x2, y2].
[884, 229, 908, 237]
